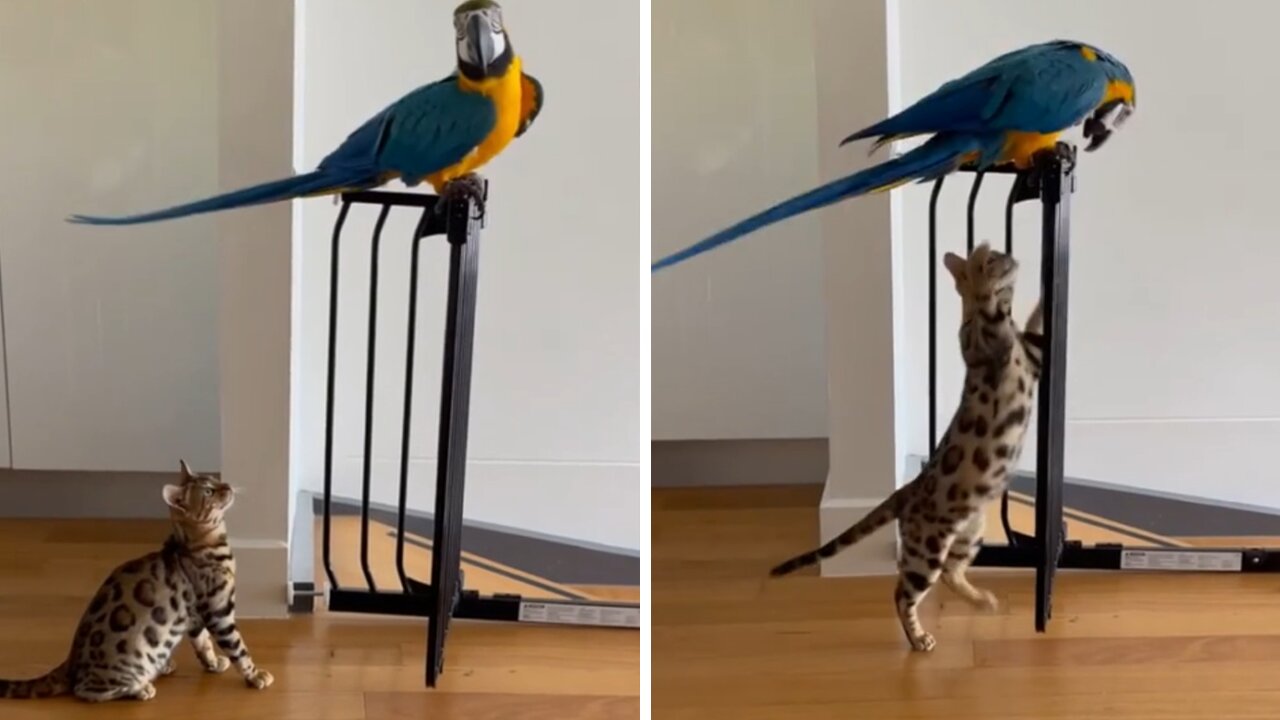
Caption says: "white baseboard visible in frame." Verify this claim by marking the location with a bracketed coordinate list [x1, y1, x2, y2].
[651, 439, 828, 487]
[0, 469, 172, 518]
[817, 498, 898, 577]
[229, 540, 289, 619]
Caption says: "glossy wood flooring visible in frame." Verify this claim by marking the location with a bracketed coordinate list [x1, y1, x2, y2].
[0, 518, 639, 719]
[654, 486, 1280, 719]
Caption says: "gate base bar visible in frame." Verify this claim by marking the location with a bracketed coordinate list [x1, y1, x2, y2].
[327, 587, 641, 626]
[975, 544, 1280, 572]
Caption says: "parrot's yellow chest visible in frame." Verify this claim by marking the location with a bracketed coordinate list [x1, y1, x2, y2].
[427, 56, 525, 192]
[999, 131, 1063, 169]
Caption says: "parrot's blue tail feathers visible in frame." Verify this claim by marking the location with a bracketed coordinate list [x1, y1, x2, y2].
[651, 134, 979, 272]
[67, 168, 377, 226]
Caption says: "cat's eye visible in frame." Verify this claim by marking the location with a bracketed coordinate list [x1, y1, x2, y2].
[203, 487, 213, 497]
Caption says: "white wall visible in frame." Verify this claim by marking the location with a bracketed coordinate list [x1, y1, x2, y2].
[293, 0, 640, 551]
[216, 0, 295, 618]
[652, 0, 1280, 514]
[0, 0, 291, 614]
[897, 0, 1280, 509]
[651, 0, 828, 441]
[813, 0, 907, 577]
[0, 0, 221, 472]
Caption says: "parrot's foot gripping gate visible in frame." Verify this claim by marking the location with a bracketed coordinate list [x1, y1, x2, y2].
[934, 144, 1280, 632]
[306, 186, 639, 688]
[437, 172, 489, 220]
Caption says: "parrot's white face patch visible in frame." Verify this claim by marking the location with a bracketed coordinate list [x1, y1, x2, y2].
[1096, 101, 1129, 128]
[455, 9, 506, 69]
[458, 32, 506, 66]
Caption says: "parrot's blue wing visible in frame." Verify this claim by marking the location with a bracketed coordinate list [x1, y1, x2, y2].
[984, 51, 1109, 130]
[363, 76, 498, 182]
[317, 105, 396, 172]
[314, 75, 497, 181]
[844, 41, 1109, 142]
[67, 77, 497, 226]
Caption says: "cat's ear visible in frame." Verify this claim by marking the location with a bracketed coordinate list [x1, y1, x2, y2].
[943, 252, 967, 283]
[162, 484, 187, 512]
[179, 459, 195, 479]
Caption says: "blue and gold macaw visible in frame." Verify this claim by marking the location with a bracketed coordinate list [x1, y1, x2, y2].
[69, 0, 542, 226]
[652, 39, 1134, 272]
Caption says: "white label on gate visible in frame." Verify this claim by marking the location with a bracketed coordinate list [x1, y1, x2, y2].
[518, 601, 640, 628]
[1119, 549, 1242, 572]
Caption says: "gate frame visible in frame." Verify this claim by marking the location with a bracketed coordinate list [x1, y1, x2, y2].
[316, 187, 638, 688]
[926, 146, 1280, 634]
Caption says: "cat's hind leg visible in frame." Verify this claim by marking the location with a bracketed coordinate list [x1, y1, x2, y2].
[73, 675, 155, 703]
[127, 682, 157, 701]
[941, 513, 999, 611]
[895, 518, 953, 652]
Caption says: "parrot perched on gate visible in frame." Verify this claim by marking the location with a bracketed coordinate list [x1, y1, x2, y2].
[68, 0, 542, 226]
[651, 39, 1134, 272]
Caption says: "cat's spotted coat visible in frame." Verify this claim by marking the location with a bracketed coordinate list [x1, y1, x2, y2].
[0, 461, 272, 701]
[770, 243, 1044, 652]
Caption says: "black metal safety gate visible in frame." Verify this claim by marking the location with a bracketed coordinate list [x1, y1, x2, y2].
[923, 146, 1280, 634]
[317, 187, 639, 688]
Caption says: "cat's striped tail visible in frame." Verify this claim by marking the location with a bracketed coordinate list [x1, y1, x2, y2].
[769, 490, 904, 577]
[0, 660, 70, 699]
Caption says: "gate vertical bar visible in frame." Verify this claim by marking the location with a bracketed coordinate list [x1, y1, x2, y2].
[394, 209, 435, 593]
[926, 178, 945, 452]
[999, 176, 1022, 545]
[1004, 178, 1019, 256]
[426, 192, 483, 687]
[965, 171, 984, 253]
[1033, 152, 1072, 631]
[357, 206, 392, 592]
[321, 202, 352, 592]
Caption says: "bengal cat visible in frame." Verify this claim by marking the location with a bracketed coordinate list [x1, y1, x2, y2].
[769, 242, 1044, 652]
[0, 460, 272, 701]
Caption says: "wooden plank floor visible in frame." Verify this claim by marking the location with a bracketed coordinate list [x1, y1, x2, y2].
[0, 519, 639, 719]
[654, 486, 1280, 719]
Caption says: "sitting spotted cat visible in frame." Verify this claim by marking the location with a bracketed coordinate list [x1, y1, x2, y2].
[0, 460, 272, 701]
[770, 242, 1044, 652]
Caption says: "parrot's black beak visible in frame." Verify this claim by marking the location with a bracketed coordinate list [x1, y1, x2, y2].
[466, 13, 497, 75]
[1082, 118, 1111, 152]
[1083, 99, 1133, 153]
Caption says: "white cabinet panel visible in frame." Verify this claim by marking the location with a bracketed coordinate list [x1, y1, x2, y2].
[0, 0, 221, 471]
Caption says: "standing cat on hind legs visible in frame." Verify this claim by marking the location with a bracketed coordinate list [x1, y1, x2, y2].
[769, 242, 1044, 652]
[0, 460, 272, 701]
